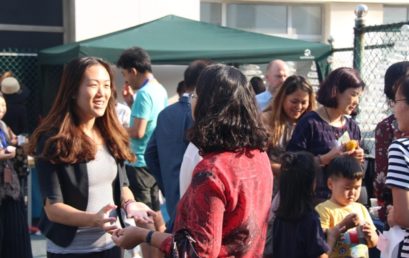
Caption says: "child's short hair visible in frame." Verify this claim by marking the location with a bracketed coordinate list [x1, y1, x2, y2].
[327, 155, 363, 180]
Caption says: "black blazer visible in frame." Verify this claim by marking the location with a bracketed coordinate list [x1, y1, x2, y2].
[35, 134, 128, 247]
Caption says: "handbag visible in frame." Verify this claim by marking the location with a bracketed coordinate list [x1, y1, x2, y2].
[12, 145, 29, 178]
[0, 159, 21, 205]
[166, 229, 200, 258]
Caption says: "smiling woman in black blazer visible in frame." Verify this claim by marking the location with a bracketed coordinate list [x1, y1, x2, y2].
[29, 57, 154, 258]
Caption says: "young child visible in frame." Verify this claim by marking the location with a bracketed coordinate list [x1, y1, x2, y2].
[315, 155, 378, 258]
[272, 151, 339, 258]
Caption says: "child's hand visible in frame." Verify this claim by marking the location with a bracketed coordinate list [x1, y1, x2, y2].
[361, 222, 378, 248]
[122, 83, 134, 107]
[340, 213, 360, 231]
[327, 224, 346, 250]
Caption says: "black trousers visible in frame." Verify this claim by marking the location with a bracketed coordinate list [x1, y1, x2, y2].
[47, 246, 121, 258]
[125, 165, 161, 211]
[0, 196, 33, 258]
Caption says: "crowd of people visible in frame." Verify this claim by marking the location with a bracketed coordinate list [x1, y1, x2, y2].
[1, 45, 409, 258]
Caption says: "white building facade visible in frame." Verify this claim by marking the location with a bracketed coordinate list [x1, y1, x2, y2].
[200, 0, 409, 48]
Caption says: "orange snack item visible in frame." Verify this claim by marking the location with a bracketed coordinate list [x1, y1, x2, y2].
[345, 140, 359, 151]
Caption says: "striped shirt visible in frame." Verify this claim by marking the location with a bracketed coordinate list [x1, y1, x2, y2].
[386, 137, 409, 258]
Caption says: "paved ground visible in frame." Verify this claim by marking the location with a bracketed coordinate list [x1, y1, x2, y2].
[31, 234, 136, 258]
[31, 234, 46, 258]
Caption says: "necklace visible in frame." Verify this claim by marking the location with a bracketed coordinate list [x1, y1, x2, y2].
[324, 107, 344, 125]
[323, 107, 346, 139]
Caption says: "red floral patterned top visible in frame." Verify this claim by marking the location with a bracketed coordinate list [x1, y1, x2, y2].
[374, 114, 405, 220]
[160, 149, 273, 257]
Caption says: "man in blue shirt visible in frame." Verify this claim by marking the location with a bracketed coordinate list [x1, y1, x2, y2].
[145, 60, 212, 232]
[256, 59, 289, 111]
[117, 47, 168, 257]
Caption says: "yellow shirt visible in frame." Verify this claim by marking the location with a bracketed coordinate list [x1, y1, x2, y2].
[315, 200, 375, 258]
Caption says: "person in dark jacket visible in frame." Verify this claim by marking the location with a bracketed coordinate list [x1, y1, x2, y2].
[29, 57, 154, 258]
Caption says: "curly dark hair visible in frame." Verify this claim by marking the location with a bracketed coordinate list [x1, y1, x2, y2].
[188, 64, 268, 154]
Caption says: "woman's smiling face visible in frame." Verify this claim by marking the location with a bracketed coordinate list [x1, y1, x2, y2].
[282, 89, 310, 122]
[75, 64, 111, 122]
[336, 87, 363, 115]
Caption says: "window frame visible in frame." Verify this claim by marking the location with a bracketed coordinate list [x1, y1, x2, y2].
[200, 1, 323, 42]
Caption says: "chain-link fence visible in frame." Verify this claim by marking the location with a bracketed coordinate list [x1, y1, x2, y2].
[0, 48, 40, 133]
[331, 21, 409, 157]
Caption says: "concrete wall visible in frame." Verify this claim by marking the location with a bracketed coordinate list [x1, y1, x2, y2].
[66, 0, 199, 102]
[73, 0, 200, 41]
[323, 3, 384, 48]
[224, 0, 409, 4]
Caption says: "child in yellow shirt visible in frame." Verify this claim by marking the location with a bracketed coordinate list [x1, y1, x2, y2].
[315, 156, 378, 258]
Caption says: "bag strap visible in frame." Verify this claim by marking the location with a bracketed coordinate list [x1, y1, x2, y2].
[171, 229, 200, 258]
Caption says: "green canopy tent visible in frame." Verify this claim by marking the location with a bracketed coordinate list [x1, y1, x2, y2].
[39, 15, 331, 65]
[37, 15, 332, 116]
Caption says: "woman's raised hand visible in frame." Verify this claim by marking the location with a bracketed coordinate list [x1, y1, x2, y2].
[125, 201, 156, 224]
[96, 203, 118, 233]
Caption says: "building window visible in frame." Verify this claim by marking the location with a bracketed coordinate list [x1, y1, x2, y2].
[226, 4, 287, 34]
[200, 1, 322, 42]
[201, 2, 222, 25]
[383, 6, 409, 24]
[291, 6, 322, 35]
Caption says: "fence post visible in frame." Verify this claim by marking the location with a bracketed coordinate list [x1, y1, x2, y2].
[353, 4, 368, 74]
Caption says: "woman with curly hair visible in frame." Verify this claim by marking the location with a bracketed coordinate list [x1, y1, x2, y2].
[29, 57, 154, 258]
[113, 64, 273, 257]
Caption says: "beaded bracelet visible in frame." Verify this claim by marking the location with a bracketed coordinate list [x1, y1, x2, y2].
[122, 199, 136, 211]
